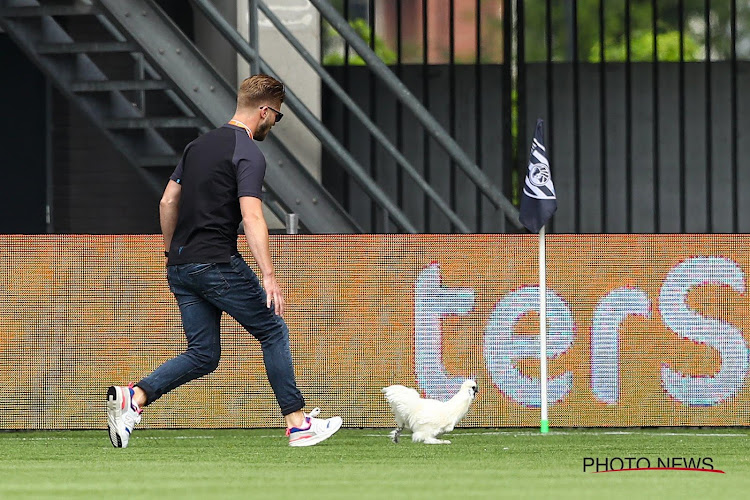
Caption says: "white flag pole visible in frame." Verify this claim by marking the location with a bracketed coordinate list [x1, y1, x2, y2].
[539, 225, 549, 434]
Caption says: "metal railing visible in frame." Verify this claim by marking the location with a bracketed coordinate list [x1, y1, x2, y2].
[190, 0, 418, 233]
[320, 0, 750, 234]
[190, 0, 521, 233]
[311, 0, 521, 231]
[256, 1, 471, 233]
[524, 0, 748, 233]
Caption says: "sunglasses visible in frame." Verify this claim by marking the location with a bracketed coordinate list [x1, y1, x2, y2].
[261, 105, 283, 123]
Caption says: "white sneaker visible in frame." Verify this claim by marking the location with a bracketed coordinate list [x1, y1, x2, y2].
[107, 384, 142, 448]
[287, 408, 343, 447]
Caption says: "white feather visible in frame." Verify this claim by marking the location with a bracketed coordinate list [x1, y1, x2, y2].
[381, 379, 478, 445]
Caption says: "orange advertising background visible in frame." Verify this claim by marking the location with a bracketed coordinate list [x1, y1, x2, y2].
[1, 234, 749, 429]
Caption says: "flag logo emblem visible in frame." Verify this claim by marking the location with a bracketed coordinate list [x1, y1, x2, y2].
[529, 164, 551, 187]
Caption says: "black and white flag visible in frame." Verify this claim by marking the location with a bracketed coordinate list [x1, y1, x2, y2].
[519, 119, 557, 233]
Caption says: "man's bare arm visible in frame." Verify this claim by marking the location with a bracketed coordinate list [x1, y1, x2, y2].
[160, 180, 182, 256]
[240, 196, 284, 316]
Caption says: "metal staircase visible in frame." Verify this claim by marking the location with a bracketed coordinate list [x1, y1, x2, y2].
[0, 0, 360, 233]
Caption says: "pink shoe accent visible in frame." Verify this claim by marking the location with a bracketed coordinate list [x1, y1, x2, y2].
[286, 417, 312, 436]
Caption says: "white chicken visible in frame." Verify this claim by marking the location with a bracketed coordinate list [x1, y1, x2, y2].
[381, 379, 478, 444]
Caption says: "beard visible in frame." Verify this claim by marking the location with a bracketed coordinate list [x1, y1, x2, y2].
[253, 118, 273, 141]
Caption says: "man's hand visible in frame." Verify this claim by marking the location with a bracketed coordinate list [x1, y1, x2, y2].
[263, 273, 285, 316]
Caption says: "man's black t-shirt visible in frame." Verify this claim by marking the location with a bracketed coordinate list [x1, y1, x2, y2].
[167, 123, 266, 265]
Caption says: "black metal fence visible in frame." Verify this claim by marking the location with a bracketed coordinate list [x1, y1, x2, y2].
[321, 0, 750, 233]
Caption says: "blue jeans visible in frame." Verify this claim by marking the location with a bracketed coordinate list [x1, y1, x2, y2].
[137, 254, 305, 415]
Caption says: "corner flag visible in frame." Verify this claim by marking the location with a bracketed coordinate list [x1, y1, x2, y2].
[519, 119, 556, 233]
[519, 119, 557, 435]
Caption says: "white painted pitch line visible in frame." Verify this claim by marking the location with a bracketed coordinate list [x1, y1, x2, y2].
[1, 435, 216, 441]
[364, 431, 747, 438]
[140, 436, 215, 440]
[1, 437, 74, 441]
[2, 432, 746, 441]
[450, 431, 747, 437]
[164, 431, 746, 438]
[634, 432, 748, 437]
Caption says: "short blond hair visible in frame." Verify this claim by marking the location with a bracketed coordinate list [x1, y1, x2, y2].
[237, 74, 285, 109]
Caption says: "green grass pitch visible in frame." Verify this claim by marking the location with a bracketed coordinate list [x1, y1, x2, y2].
[1, 428, 749, 499]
